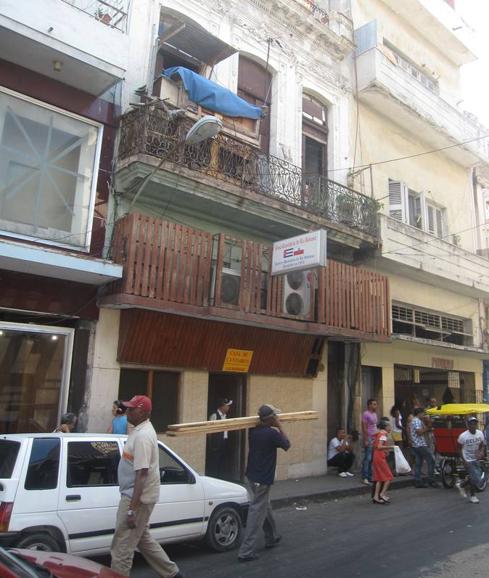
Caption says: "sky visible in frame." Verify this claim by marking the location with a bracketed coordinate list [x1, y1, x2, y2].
[457, 1, 489, 127]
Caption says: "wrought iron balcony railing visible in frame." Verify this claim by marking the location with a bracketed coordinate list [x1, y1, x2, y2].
[118, 106, 379, 237]
[61, 0, 129, 31]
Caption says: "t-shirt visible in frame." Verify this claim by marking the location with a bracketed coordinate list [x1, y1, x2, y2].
[328, 437, 351, 460]
[112, 415, 127, 435]
[118, 419, 161, 504]
[246, 425, 290, 486]
[458, 429, 485, 462]
[362, 410, 378, 439]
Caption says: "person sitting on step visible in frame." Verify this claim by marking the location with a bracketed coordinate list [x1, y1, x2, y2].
[327, 428, 355, 477]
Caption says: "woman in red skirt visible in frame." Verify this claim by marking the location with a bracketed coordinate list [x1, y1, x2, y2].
[372, 417, 395, 504]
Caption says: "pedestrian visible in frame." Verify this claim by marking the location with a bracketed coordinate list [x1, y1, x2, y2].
[237, 404, 290, 563]
[207, 398, 233, 479]
[372, 417, 395, 504]
[390, 406, 403, 447]
[327, 428, 355, 477]
[54, 412, 77, 433]
[410, 408, 439, 488]
[361, 398, 378, 485]
[110, 395, 184, 578]
[455, 416, 486, 504]
[107, 400, 128, 434]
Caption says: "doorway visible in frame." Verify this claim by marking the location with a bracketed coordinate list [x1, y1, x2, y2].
[206, 373, 246, 482]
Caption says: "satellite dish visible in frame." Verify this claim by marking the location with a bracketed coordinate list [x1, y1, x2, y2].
[185, 115, 223, 145]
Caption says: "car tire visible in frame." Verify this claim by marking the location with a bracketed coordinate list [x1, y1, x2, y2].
[205, 506, 242, 552]
[16, 532, 62, 552]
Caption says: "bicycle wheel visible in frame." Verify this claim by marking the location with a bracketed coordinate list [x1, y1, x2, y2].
[440, 457, 457, 488]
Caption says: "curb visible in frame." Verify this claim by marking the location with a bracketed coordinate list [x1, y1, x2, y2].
[272, 478, 414, 509]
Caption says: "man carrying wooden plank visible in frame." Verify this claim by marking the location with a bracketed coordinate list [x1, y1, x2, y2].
[237, 404, 290, 563]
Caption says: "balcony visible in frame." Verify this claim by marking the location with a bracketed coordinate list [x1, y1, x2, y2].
[378, 214, 489, 297]
[116, 106, 379, 243]
[0, 0, 129, 95]
[355, 46, 489, 166]
[101, 213, 391, 341]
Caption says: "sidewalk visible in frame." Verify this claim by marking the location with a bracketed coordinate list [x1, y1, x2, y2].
[271, 472, 413, 508]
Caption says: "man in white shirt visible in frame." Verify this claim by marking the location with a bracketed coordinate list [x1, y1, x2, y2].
[456, 416, 486, 504]
[327, 428, 355, 477]
[207, 398, 233, 479]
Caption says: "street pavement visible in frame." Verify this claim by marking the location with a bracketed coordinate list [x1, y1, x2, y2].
[94, 484, 489, 577]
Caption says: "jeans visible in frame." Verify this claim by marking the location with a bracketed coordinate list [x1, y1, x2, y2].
[412, 445, 435, 483]
[361, 443, 373, 481]
[465, 461, 484, 492]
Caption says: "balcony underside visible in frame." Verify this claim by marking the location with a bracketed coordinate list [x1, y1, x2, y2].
[100, 292, 390, 342]
[116, 156, 377, 252]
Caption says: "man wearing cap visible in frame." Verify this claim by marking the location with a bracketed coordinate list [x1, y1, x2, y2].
[238, 404, 290, 563]
[207, 398, 233, 479]
[111, 395, 184, 578]
[456, 416, 486, 504]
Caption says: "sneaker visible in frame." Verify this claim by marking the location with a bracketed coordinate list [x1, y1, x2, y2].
[469, 495, 480, 504]
[362, 478, 371, 485]
[345, 472, 355, 477]
[455, 480, 468, 499]
[338, 472, 348, 478]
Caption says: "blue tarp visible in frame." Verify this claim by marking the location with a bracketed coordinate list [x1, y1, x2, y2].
[163, 66, 263, 120]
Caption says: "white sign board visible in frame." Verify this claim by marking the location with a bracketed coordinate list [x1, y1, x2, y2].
[271, 230, 327, 275]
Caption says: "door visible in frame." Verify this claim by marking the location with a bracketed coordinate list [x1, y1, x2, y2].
[149, 443, 205, 543]
[206, 373, 246, 482]
[57, 438, 121, 553]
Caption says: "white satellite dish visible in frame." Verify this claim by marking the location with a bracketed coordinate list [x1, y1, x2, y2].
[185, 115, 223, 145]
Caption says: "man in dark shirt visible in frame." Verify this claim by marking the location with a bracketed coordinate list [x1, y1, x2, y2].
[238, 404, 290, 562]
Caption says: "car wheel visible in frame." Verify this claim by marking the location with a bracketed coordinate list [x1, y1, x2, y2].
[16, 532, 62, 552]
[205, 506, 242, 552]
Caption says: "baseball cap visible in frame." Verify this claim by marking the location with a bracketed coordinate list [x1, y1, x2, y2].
[467, 416, 478, 423]
[217, 398, 233, 407]
[122, 395, 152, 413]
[258, 404, 281, 419]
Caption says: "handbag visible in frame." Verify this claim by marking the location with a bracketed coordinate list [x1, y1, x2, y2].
[394, 446, 411, 474]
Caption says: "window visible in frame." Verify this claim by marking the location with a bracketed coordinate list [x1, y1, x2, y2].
[0, 89, 101, 249]
[392, 303, 473, 346]
[238, 56, 271, 154]
[25, 438, 60, 490]
[0, 440, 20, 478]
[158, 444, 192, 484]
[302, 94, 328, 207]
[388, 179, 448, 239]
[67, 441, 120, 487]
[119, 369, 179, 432]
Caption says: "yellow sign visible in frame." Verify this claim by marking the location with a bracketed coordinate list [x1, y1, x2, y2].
[222, 348, 254, 373]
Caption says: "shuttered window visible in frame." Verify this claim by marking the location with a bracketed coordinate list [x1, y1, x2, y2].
[388, 179, 406, 221]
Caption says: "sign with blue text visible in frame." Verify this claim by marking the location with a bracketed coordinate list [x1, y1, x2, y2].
[271, 230, 327, 275]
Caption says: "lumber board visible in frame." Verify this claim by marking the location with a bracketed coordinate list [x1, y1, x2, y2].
[166, 411, 318, 436]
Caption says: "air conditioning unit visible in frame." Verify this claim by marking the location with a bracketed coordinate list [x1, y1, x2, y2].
[211, 267, 241, 306]
[283, 270, 311, 316]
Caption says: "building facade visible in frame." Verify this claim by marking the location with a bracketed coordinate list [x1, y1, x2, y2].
[351, 0, 489, 420]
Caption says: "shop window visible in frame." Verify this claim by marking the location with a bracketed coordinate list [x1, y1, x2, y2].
[67, 441, 120, 487]
[0, 89, 101, 250]
[25, 438, 60, 490]
[392, 302, 473, 346]
[119, 369, 179, 432]
[238, 56, 272, 154]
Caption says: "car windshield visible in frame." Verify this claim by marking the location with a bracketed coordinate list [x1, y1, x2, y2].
[0, 440, 20, 478]
[0, 547, 51, 577]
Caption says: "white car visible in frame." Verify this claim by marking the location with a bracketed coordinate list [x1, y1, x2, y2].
[0, 433, 248, 555]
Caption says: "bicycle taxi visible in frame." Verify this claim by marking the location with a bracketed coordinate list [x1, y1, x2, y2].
[426, 402, 489, 489]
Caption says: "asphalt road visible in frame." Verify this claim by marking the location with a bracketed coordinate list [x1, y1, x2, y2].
[95, 486, 489, 577]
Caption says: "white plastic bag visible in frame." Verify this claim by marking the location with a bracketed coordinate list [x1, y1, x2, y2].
[394, 446, 411, 474]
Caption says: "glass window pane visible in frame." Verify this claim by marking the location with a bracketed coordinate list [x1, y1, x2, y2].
[0, 90, 100, 248]
[158, 444, 190, 484]
[0, 329, 69, 433]
[67, 441, 120, 487]
[25, 438, 60, 490]
[0, 440, 20, 478]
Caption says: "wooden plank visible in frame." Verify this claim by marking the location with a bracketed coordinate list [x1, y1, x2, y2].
[155, 218, 167, 301]
[124, 213, 137, 295]
[148, 217, 160, 299]
[141, 216, 153, 298]
[133, 214, 145, 297]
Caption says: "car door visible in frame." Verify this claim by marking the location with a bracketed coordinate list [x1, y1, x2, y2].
[57, 438, 121, 554]
[149, 443, 205, 543]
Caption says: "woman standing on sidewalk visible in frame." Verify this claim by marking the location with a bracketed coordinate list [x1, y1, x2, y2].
[372, 418, 395, 504]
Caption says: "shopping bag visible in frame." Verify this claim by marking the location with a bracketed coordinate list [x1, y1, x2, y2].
[394, 446, 411, 474]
